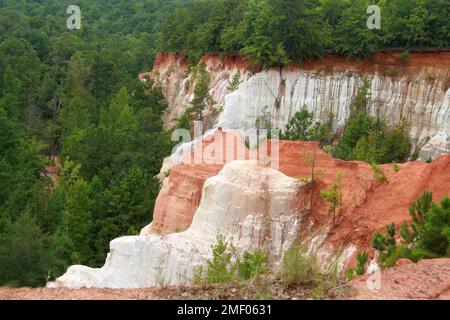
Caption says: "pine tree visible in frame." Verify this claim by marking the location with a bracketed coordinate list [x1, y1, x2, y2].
[100, 87, 135, 129]
[320, 173, 343, 228]
[189, 63, 211, 122]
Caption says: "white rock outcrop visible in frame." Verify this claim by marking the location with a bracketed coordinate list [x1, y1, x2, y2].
[218, 70, 450, 149]
[152, 54, 449, 155]
[418, 131, 450, 161]
[47, 161, 309, 288]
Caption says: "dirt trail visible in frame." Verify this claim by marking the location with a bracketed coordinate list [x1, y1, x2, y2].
[2, 259, 449, 300]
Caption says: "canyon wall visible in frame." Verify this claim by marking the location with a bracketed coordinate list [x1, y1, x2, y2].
[49, 130, 450, 288]
[50, 52, 450, 289]
[146, 51, 450, 156]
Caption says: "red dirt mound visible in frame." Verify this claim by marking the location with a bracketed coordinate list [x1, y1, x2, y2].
[149, 129, 450, 263]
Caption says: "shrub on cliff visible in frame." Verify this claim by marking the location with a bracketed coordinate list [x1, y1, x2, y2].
[396, 51, 410, 63]
[279, 246, 339, 299]
[281, 106, 333, 145]
[371, 192, 450, 268]
[371, 163, 388, 183]
[334, 80, 411, 164]
[188, 63, 211, 122]
[320, 173, 343, 228]
[227, 71, 242, 93]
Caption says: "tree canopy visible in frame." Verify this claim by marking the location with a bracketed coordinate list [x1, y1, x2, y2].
[161, 0, 449, 66]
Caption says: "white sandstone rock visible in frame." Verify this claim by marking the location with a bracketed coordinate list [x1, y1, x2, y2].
[48, 161, 309, 288]
[155, 56, 450, 155]
[418, 132, 450, 161]
[217, 70, 450, 150]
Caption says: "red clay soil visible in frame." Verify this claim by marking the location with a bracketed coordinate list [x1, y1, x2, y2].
[141, 51, 450, 80]
[293, 50, 450, 75]
[150, 130, 450, 264]
[346, 258, 450, 300]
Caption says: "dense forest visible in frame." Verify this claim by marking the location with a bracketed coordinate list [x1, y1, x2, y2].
[0, 0, 181, 286]
[0, 0, 448, 287]
[161, 0, 449, 66]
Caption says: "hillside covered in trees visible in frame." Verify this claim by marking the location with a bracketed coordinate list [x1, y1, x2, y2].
[161, 0, 449, 66]
[0, 0, 448, 287]
[0, 0, 180, 286]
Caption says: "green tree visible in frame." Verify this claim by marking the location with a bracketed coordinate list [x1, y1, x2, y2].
[419, 197, 450, 256]
[282, 107, 332, 144]
[0, 213, 53, 287]
[381, 122, 411, 163]
[372, 192, 450, 268]
[282, 107, 314, 141]
[0, 66, 23, 120]
[58, 93, 95, 139]
[58, 160, 94, 264]
[353, 131, 384, 163]
[100, 87, 135, 129]
[320, 173, 343, 228]
[205, 235, 235, 283]
[189, 63, 211, 122]
[334, 0, 383, 58]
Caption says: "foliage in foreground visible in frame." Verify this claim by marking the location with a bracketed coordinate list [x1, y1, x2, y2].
[371, 192, 450, 269]
[195, 237, 342, 299]
[345, 251, 369, 280]
[279, 246, 340, 299]
[194, 236, 269, 285]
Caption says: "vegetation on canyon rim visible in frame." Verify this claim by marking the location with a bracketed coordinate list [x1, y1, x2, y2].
[0, 0, 448, 288]
[162, 0, 449, 67]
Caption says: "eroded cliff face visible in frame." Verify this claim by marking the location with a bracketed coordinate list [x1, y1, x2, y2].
[49, 52, 450, 289]
[48, 160, 310, 288]
[147, 51, 450, 154]
[146, 131, 450, 269]
[49, 130, 450, 289]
